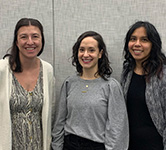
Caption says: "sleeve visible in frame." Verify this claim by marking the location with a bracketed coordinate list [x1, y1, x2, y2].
[51, 76, 56, 127]
[105, 79, 129, 150]
[51, 80, 68, 150]
[160, 72, 166, 150]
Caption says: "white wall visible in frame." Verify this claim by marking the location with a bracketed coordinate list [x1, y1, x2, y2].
[1, 0, 166, 98]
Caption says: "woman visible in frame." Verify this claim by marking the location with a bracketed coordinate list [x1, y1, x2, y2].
[121, 21, 166, 149]
[52, 31, 129, 150]
[0, 18, 55, 150]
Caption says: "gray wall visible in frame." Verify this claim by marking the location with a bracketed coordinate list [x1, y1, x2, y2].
[1, 0, 166, 98]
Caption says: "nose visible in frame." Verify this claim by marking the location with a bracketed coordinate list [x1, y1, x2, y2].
[134, 40, 141, 47]
[27, 37, 34, 45]
[83, 50, 89, 57]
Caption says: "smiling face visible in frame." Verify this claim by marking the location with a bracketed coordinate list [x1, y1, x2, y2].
[16, 25, 42, 60]
[78, 36, 102, 74]
[128, 27, 152, 65]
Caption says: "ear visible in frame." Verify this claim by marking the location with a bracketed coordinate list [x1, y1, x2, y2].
[99, 49, 103, 58]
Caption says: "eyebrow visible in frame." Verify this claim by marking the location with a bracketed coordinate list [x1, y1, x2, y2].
[19, 33, 40, 36]
[130, 35, 148, 38]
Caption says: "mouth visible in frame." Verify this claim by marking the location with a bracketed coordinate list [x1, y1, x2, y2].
[26, 47, 35, 50]
[82, 59, 92, 63]
[25, 47, 36, 52]
[133, 49, 143, 54]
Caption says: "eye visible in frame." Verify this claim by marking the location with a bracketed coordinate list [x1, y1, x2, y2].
[33, 35, 38, 38]
[20, 35, 27, 39]
[141, 38, 149, 42]
[130, 37, 136, 41]
[33, 34, 40, 39]
[79, 48, 84, 52]
[89, 48, 95, 52]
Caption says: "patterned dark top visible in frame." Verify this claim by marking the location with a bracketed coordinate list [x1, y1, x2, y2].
[10, 64, 43, 150]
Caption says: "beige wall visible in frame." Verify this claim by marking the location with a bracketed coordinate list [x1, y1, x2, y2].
[1, 0, 166, 98]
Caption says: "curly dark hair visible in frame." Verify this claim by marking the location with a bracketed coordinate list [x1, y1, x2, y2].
[72, 31, 112, 80]
[123, 21, 166, 81]
[4, 18, 45, 72]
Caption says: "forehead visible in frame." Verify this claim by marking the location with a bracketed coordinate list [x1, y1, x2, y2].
[80, 37, 98, 47]
[17, 25, 41, 35]
[131, 27, 147, 36]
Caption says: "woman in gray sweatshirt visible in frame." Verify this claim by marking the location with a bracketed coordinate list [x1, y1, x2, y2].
[52, 31, 129, 150]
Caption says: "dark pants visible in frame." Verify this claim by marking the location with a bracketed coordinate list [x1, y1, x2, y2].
[63, 134, 105, 150]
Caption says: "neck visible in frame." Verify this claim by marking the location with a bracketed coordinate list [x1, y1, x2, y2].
[20, 57, 39, 71]
[81, 69, 99, 80]
[134, 61, 144, 75]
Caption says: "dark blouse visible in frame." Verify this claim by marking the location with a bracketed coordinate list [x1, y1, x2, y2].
[127, 72, 163, 150]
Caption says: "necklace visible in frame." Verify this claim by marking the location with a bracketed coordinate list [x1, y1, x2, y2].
[82, 84, 89, 93]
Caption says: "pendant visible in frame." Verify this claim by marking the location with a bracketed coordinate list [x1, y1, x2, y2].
[82, 85, 88, 93]
[29, 92, 33, 96]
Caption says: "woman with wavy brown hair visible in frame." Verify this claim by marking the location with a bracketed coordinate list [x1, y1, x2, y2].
[52, 31, 129, 150]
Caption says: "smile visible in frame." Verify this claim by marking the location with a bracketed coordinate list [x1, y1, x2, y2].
[82, 59, 92, 63]
[133, 49, 142, 54]
[26, 47, 35, 50]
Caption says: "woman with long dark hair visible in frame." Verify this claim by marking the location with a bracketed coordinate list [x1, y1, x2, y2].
[0, 18, 55, 150]
[121, 21, 166, 150]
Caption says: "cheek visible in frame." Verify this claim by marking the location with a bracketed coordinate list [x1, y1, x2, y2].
[146, 48, 152, 55]
[147, 44, 152, 52]
[16, 40, 20, 47]
[16, 39, 24, 47]
[128, 42, 133, 49]
[129, 49, 133, 56]
[78, 52, 80, 59]
[16, 42, 21, 49]
[78, 51, 83, 58]
[128, 43, 133, 53]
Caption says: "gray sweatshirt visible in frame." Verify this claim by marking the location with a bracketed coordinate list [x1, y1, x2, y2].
[52, 75, 129, 150]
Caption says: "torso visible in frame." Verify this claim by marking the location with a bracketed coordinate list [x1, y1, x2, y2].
[10, 62, 43, 150]
[13, 59, 40, 91]
[127, 72, 163, 150]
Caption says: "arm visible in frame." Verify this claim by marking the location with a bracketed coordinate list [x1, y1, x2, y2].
[51, 80, 68, 150]
[160, 72, 166, 150]
[105, 79, 129, 150]
[51, 76, 56, 127]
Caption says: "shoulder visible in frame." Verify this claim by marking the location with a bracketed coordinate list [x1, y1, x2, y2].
[160, 65, 166, 83]
[63, 74, 78, 83]
[158, 65, 166, 80]
[104, 77, 124, 95]
[40, 59, 53, 73]
[162, 65, 166, 74]
[40, 59, 53, 69]
[0, 58, 9, 71]
[106, 77, 121, 88]
[150, 65, 166, 87]
[60, 75, 78, 91]
[100, 77, 123, 94]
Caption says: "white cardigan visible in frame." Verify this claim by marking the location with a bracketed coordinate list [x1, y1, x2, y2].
[0, 58, 55, 150]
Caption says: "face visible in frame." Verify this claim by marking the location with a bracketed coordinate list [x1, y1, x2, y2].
[16, 25, 42, 60]
[78, 37, 102, 73]
[128, 27, 152, 64]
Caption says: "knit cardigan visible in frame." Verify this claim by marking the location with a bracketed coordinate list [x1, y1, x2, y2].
[0, 58, 55, 150]
[121, 65, 166, 150]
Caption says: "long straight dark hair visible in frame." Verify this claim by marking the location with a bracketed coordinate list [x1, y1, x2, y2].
[4, 18, 45, 72]
[122, 21, 166, 81]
